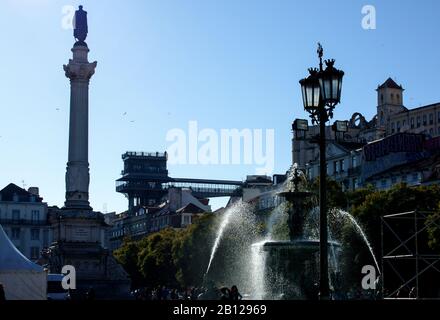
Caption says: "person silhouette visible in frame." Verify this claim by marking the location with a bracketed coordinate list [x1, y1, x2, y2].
[230, 285, 242, 300]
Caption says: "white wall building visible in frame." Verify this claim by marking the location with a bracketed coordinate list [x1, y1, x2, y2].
[0, 184, 53, 261]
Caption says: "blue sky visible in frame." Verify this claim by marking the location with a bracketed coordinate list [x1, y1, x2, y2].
[1, 0, 440, 213]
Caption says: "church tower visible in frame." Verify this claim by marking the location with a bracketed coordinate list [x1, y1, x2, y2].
[376, 78, 405, 137]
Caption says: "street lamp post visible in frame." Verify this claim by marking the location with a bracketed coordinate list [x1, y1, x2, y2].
[298, 43, 344, 300]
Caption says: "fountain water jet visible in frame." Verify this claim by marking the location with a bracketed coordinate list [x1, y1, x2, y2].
[336, 209, 381, 274]
[205, 203, 234, 275]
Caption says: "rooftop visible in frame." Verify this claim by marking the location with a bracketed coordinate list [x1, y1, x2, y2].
[378, 77, 404, 90]
[0, 183, 43, 203]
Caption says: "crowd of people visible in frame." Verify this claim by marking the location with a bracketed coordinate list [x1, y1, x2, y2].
[131, 285, 243, 301]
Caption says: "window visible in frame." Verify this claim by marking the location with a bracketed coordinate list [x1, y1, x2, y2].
[30, 247, 40, 260]
[31, 228, 40, 240]
[352, 156, 357, 168]
[381, 179, 387, 188]
[183, 215, 191, 225]
[438, 112, 440, 122]
[397, 121, 401, 132]
[12, 210, 20, 222]
[352, 179, 358, 190]
[430, 128, 434, 135]
[411, 118, 415, 129]
[333, 161, 338, 174]
[429, 113, 434, 125]
[391, 122, 395, 133]
[31, 210, 40, 223]
[340, 160, 345, 172]
[397, 94, 400, 103]
[391, 93, 394, 102]
[403, 120, 406, 128]
[417, 116, 421, 128]
[423, 115, 427, 126]
[11, 228, 20, 239]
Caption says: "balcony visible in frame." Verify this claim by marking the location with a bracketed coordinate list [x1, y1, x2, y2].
[0, 218, 48, 226]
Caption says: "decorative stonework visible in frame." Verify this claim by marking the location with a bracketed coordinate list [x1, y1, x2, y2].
[63, 61, 97, 81]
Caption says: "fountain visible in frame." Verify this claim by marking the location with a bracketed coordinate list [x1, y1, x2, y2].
[204, 165, 379, 300]
[259, 165, 341, 299]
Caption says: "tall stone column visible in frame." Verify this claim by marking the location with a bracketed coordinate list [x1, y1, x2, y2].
[63, 44, 97, 210]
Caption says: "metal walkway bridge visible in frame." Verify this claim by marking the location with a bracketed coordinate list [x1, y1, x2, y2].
[116, 177, 243, 198]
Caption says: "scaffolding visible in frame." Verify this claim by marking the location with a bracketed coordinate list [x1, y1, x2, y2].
[381, 211, 440, 299]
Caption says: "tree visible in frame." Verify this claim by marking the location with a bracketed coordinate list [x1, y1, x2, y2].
[137, 228, 180, 288]
[311, 176, 348, 209]
[113, 237, 143, 289]
[172, 214, 216, 288]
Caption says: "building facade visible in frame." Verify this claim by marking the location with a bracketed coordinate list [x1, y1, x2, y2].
[293, 78, 440, 191]
[0, 184, 53, 261]
[305, 141, 364, 191]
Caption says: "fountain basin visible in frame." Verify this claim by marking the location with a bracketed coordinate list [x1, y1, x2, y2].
[252, 240, 341, 300]
[262, 240, 340, 251]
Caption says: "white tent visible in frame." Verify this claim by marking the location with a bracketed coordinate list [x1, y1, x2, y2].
[0, 225, 47, 300]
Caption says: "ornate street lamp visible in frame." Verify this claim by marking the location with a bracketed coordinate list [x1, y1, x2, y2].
[298, 43, 344, 300]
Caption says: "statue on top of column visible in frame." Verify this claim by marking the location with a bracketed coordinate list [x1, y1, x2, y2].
[73, 5, 88, 45]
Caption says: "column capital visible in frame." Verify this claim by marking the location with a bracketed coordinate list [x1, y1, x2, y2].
[63, 60, 97, 81]
[63, 44, 97, 81]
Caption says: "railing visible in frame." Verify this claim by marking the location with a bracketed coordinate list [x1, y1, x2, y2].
[122, 151, 167, 159]
[120, 169, 168, 176]
[116, 181, 166, 192]
[0, 219, 48, 226]
[116, 181, 242, 196]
